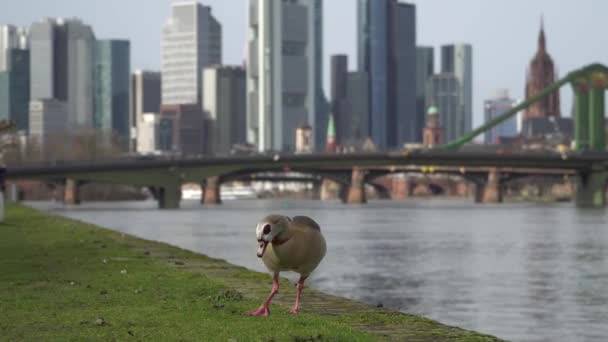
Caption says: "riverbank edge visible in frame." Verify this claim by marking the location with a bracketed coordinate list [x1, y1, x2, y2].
[1, 203, 506, 341]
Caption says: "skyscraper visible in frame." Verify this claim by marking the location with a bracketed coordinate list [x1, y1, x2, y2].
[441, 44, 473, 136]
[415, 46, 434, 142]
[330, 54, 348, 144]
[425, 73, 461, 142]
[203, 65, 247, 155]
[28, 99, 68, 140]
[131, 70, 161, 150]
[29, 18, 95, 129]
[161, 2, 222, 106]
[484, 89, 517, 144]
[247, 0, 324, 152]
[330, 54, 369, 146]
[358, 0, 416, 149]
[0, 25, 28, 72]
[94, 40, 130, 146]
[524, 19, 560, 120]
[0, 49, 29, 131]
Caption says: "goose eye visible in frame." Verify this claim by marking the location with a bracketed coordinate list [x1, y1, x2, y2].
[262, 224, 271, 235]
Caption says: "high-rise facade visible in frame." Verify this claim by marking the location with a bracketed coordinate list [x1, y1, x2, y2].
[29, 18, 95, 129]
[94, 40, 130, 145]
[0, 25, 28, 71]
[441, 44, 473, 136]
[330, 54, 348, 145]
[524, 20, 560, 120]
[484, 89, 517, 144]
[202, 65, 247, 155]
[131, 71, 161, 151]
[0, 49, 30, 131]
[131, 71, 161, 124]
[161, 2, 222, 106]
[415, 46, 434, 142]
[425, 73, 461, 142]
[358, 0, 416, 149]
[247, 0, 324, 152]
[158, 104, 207, 155]
[329, 54, 369, 146]
[28, 99, 68, 140]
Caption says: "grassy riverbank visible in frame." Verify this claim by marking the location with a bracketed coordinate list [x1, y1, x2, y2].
[0, 204, 504, 341]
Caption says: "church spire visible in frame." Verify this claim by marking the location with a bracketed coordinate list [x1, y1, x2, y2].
[538, 15, 546, 53]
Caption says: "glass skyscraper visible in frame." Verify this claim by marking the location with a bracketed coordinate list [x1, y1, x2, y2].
[29, 18, 95, 130]
[441, 44, 473, 136]
[425, 73, 462, 142]
[0, 49, 30, 131]
[161, 2, 222, 106]
[94, 40, 130, 146]
[247, 0, 324, 152]
[358, 0, 416, 149]
[484, 90, 517, 144]
[415, 46, 434, 142]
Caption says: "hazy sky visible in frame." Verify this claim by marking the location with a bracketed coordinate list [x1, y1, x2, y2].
[2, 0, 607, 126]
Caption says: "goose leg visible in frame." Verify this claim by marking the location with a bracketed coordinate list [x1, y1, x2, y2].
[289, 276, 307, 314]
[244, 274, 279, 316]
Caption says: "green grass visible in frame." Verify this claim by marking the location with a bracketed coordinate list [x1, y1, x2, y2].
[0, 204, 506, 341]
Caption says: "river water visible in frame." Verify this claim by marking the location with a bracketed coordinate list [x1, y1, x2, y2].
[28, 199, 608, 342]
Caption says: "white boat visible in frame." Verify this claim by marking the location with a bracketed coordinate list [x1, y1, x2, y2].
[180, 185, 258, 201]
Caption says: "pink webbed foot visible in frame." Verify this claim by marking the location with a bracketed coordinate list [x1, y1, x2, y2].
[288, 306, 299, 314]
[243, 306, 270, 316]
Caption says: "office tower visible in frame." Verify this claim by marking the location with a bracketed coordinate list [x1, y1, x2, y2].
[131, 70, 161, 150]
[416, 46, 434, 141]
[202, 65, 246, 155]
[425, 73, 461, 142]
[330, 54, 348, 144]
[158, 104, 207, 155]
[441, 43, 473, 135]
[137, 113, 159, 154]
[131, 70, 161, 126]
[524, 19, 560, 120]
[247, 0, 324, 152]
[330, 54, 369, 146]
[29, 18, 95, 129]
[94, 40, 130, 145]
[0, 49, 29, 131]
[162, 2, 222, 106]
[28, 99, 68, 140]
[358, 0, 416, 149]
[0, 25, 28, 71]
[484, 89, 517, 144]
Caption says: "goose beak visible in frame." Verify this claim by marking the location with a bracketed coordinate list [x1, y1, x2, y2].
[257, 240, 268, 258]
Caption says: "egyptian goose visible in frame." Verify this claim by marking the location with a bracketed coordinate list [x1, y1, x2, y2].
[244, 215, 326, 316]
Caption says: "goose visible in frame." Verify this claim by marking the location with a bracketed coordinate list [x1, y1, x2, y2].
[244, 215, 326, 316]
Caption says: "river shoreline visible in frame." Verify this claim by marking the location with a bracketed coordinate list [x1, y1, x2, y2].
[1, 203, 504, 341]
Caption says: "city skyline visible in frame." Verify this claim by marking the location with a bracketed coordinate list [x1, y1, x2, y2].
[2, 0, 606, 128]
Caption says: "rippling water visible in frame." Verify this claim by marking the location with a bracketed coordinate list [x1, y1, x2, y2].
[28, 199, 608, 342]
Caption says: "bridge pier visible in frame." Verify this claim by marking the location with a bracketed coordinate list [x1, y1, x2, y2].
[474, 169, 503, 203]
[575, 165, 607, 208]
[391, 174, 413, 200]
[202, 176, 221, 205]
[64, 178, 81, 205]
[320, 178, 340, 201]
[157, 182, 181, 209]
[346, 167, 367, 204]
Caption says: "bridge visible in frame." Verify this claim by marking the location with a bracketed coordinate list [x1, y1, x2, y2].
[8, 150, 608, 208]
[7, 63, 608, 209]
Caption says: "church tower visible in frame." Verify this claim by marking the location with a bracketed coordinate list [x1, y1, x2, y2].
[524, 18, 561, 120]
